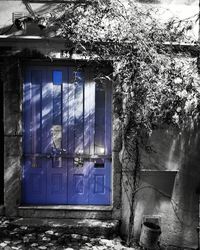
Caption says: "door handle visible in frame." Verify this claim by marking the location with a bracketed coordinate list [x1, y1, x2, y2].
[74, 156, 84, 167]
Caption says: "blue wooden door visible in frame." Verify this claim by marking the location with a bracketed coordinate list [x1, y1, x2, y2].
[22, 66, 111, 205]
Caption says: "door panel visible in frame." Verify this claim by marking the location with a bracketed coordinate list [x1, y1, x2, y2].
[68, 71, 89, 204]
[22, 66, 112, 205]
[68, 162, 89, 204]
[95, 82, 105, 155]
[89, 160, 111, 205]
[46, 69, 67, 204]
[74, 71, 84, 154]
[89, 80, 112, 205]
[23, 69, 46, 204]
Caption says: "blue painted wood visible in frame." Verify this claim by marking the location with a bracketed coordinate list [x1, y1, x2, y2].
[53, 76, 62, 125]
[22, 66, 112, 205]
[46, 67, 68, 204]
[22, 68, 46, 204]
[66, 68, 76, 204]
[94, 83, 105, 155]
[88, 79, 111, 205]
[68, 70, 89, 205]
[53, 70, 62, 85]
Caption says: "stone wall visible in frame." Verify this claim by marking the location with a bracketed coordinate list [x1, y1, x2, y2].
[3, 57, 22, 216]
[2, 48, 122, 220]
[0, 64, 4, 206]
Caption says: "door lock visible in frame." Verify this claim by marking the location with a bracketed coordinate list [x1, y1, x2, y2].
[74, 156, 84, 167]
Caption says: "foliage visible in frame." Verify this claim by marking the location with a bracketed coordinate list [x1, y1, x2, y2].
[45, 0, 200, 130]
[43, 0, 200, 245]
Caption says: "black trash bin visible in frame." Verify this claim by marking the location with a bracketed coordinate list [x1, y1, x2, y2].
[139, 222, 161, 249]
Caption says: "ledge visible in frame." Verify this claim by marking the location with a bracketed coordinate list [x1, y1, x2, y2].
[18, 205, 113, 211]
[141, 170, 178, 173]
[140, 170, 178, 196]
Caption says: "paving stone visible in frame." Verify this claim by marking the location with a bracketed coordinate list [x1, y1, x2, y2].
[39, 233, 45, 238]
[85, 242, 93, 247]
[12, 240, 22, 245]
[0, 216, 136, 250]
[28, 236, 37, 243]
[100, 239, 114, 245]
[96, 247, 106, 250]
[42, 237, 51, 241]
[81, 236, 89, 241]
[4, 246, 12, 250]
[0, 242, 8, 247]
[3, 220, 10, 224]
[46, 243, 54, 246]
[92, 247, 100, 250]
[23, 236, 29, 243]
[31, 243, 38, 247]
[4, 241, 11, 244]
[9, 232, 17, 235]
[90, 238, 99, 244]
[45, 230, 54, 235]
[54, 232, 62, 236]
[13, 245, 23, 250]
[71, 234, 82, 240]
[38, 246, 47, 250]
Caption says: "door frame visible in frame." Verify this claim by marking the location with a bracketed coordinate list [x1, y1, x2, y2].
[21, 60, 114, 206]
[0, 63, 4, 205]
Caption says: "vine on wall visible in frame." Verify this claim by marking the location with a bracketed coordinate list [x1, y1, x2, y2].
[43, 0, 200, 245]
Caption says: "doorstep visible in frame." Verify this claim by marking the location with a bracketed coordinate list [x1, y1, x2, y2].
[12, 217, 119, 238]
[17, 205, 114, 220]
[18, 205, 113, 211]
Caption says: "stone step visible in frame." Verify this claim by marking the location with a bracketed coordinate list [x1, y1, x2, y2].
[18, 206, 113, 220]
[12, 218, 119, 238]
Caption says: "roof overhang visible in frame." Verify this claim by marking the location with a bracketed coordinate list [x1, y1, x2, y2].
[0, 35, 66, 49]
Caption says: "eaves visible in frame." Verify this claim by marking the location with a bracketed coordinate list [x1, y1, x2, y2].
[0, 35, 66, 49]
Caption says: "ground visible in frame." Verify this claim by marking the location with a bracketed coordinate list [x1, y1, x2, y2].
[0, 217, 139, 250]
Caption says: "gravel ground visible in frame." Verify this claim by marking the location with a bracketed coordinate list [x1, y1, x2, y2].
[0, 217, 141, 250]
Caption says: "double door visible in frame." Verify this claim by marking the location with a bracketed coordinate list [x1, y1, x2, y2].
[22, 66, 112, 205]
